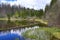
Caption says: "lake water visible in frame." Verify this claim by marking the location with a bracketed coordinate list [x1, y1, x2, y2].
[0, 20, 39, 40]
[0, 26, 39, 40]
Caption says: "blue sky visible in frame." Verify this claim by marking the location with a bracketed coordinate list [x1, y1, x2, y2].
[0, 0, 51, 10]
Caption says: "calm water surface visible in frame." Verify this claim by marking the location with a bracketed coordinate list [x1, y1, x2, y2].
[0, 20, 39, 40]
[0, 24, 39, 40]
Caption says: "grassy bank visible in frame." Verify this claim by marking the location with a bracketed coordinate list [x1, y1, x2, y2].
[0, 18, 48, 30]
[22, 27, 60, 40]
[37, 27, 60, 39]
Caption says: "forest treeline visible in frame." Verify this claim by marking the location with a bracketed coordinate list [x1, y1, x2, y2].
[0, 0, 56, 20]
[0, 3, 44, 19]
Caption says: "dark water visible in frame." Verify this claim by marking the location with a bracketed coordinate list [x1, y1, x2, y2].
[0, 20, 35, 28]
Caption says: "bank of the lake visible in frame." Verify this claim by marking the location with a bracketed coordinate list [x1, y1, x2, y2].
[0, 19, 47, 31]
[22, 27, 60, 40]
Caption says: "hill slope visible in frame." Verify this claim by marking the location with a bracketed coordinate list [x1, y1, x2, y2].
[45, 0, 60, 27]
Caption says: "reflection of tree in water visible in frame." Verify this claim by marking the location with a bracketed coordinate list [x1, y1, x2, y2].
[0, 20, 7, 28]
[0, 20, 15, 28]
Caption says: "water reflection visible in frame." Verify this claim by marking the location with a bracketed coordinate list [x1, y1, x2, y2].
[10, 26, 39, 35]
[0, 26, 39, 40]
[0, 20, 36, 29]
[0, 20, 39, 40]
[0, 33, 25, 40]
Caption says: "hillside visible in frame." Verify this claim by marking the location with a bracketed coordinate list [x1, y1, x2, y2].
[44, 0, 60, 27]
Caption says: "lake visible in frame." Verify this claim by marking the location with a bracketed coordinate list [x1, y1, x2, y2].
[0, 20, 39, 40]
[0, 26, 39, 40]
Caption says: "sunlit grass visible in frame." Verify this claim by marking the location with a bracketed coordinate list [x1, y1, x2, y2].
[0, 18, 8, 20]
[34, 18, 48, 24]
[36, 27, 60, 39]
[53, 32, 60, 39]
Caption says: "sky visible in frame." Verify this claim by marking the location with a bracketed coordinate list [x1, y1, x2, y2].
[0, 0, 51, 10]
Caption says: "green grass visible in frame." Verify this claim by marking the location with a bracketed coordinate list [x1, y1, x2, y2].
[0, 18, 8, 20]
[35, 27, 60, 39]
[22, 27, 60, 39]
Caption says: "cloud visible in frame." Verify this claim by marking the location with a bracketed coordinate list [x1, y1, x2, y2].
[34, 0, 51, 10]
[0, 0, 51, 10]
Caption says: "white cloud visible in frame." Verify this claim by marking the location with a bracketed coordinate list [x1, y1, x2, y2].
[0, 0, 51, 10]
